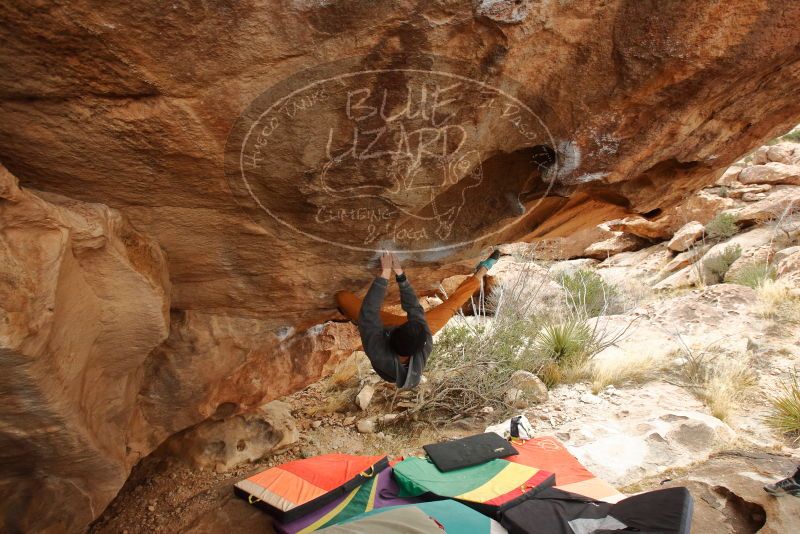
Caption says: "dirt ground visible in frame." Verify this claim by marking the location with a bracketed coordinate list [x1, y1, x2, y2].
[89, 374, 488, 534]
[90, 326, 800, 533]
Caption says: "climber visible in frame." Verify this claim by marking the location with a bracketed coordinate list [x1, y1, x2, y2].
[335, 249, 500, 389]
[763, 466, 800, 497]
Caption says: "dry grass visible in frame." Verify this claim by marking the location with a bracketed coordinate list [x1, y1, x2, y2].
[703, 356, 759, 420]
[673, 340, 758, 421]
[754, 279, 800, 321]
[590, 352, 662, 394]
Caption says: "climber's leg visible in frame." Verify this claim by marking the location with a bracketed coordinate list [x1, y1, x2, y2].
[335, 290, 407, 327]
[423, 250, 500, 334]
[423, 270, 486, 335]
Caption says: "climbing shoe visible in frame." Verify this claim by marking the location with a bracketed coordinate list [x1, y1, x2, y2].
[475, 249, 501, 272]
[763, 474, 800, 497]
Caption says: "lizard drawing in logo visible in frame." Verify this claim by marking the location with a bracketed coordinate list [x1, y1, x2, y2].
[317, 123, 484, 242]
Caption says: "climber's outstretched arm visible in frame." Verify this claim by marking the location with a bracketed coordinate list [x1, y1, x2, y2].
[357, 251, 409, 382]
[392, 253, 427, 326]
[357, 252, 393, 350]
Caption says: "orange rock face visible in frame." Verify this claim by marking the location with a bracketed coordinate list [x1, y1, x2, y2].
[0, 165, 170, 532]
[2, 1, 800, 531]
[2, 1, 800, 318]
[0, 166, 360, 532]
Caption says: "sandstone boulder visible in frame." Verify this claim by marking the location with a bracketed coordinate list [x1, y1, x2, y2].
[138, 315, 360, 450]
[667, 221, 705, 251]
[583, 232, 647, 259]
[560, 403, 735, 487]
[774, 246, 800, 265]
[777, 249, 800, 276]
[739, 162, 800, 186]
[725, 183, 772, 199]
[657, 452, 800, 533]
[610, 191, 737, 240]
[0, 166, 170, 533]
[510, 370, 548, 404]
[727, 186, 800, 225]
[3, 1, 800, 530]
[700, 226, 778, 279]
[752, 145, 773, 165]
[606, 216, 668, 240]
[715, 165, 743, 186]
[653, 264, 701, 290]
[766, 141, 800, 164]
[662, 244, 710, 273]
[776, 249, 800, 290]
[595, 243, 674, 288]
[159, 401, 298, 473]
[601, 284, 762, 354]
[742, 191, 769, 201]
[597, 243, 673, 270]
[752, 141, 800, 165]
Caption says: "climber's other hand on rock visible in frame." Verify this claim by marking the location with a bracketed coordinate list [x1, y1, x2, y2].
[391, 252, 403, 275]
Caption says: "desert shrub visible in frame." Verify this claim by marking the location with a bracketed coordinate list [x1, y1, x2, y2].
[705, 213, 739, 240]
[557, 269, 621, 317]
[402, 254, 631, 425]
[730, 262, 777, 289]
[414, 318, 543, 422]
[409, 312, 621, 422]
[484, 258, 562, 320]
[703, 244, 742, 282]
[765, 372, 800, 439]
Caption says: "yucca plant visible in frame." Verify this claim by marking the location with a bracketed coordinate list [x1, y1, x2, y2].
[535, 318, 593, 367]
[766, 371, 800, 440]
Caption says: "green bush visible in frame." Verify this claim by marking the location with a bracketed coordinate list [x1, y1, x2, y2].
[423, 318, 549, 420]
[557, 269, 620, 317]
[779, 130, 800, 143]
[730, 262, 777, 289]
[705, 213, 739, 240]
[704, 244, 742, 282]
[418, 311, 616, 420]
[766, 372, 800, 439]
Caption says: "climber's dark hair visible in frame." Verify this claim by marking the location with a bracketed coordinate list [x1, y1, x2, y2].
[388, 321, 426, 356]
